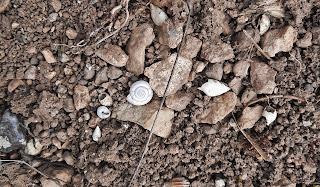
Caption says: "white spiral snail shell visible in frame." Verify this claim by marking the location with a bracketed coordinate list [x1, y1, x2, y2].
[127, 80, 153, 106]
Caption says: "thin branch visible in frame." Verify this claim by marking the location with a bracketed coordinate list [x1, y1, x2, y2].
[243, 30, 272, 61]
[244, 94, 306, 108]
[232, 113, 272, 162]
[95, 0, 130, 45]
[128, 1, 191, 186]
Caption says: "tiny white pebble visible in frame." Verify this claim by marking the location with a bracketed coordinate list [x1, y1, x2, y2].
[215, 179, 225, 187]
[92, 126, 101, 142]
[97, 106, 111, 119]
[262, 109, 277, 126]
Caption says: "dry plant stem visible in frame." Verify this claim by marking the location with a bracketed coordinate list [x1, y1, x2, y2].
[128, 1, 191, 186]
[243, 30, 272, 61]
[0, 159, 49, 178]
[245, 94, 306, 108]
[231, 113, 272, 162]
[95, 0, 130, 45]
[289, 52, 303, 75]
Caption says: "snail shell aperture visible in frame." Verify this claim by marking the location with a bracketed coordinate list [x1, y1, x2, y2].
[127, 80, 153, 106]
[97, 106, 111, 119]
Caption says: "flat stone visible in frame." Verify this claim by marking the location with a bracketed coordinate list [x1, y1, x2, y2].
[62, 151, 74, 166]
[262, 26, 298, 57]
[205, 63, 223, 80]
[0, 0, 10, 13]
[73, 85, 90, 110]
[83, 64, 95, 80]
[180, 35, 202, 60]
[233, 60, 250, 78]
[0, 109, 26, 153]
[228, 77, 242, 95]
[24, 65, 37, 80]
[201, 36, 234, 63]
[24, 138, 43, 155]
[303, 158, 317, 173]
[144, 53, 192, 96]
[126, 23, 155, 75]
[112, 99, 174, 138]
[107, 66, 122, 79]
[158, 19, 184, 49]
[241, 88, 257, 104]
[165, 91, 195, 111]
[250, 61, 277, 94]
[96, 45, 128, 67]
[40, 166, 74, 187]
[194, 92, 237, 124]
[8, 79, 25, 93]
[41, 49, 57, 63]
[95, 67, 108, 85]
[238, 105, 263, 130]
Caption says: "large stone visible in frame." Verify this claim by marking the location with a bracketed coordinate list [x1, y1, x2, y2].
[201, 36, 234, 63]
[158, 19, 184, 49]
[262, 26, 297, 57]
[112, 99, 174, 138]
[165, 91, 195, 111]
[126, 24, 155, 75]
[238, 105, 264, 130]
[250, 61, 277, 94]
[180, 35, 202, 60]
[144, 53, 192, 97]
[194, 92, 237, 124]
[0, 109, 26, 153]
[96, 45, 128, 67]
[73, 85, 90, 110]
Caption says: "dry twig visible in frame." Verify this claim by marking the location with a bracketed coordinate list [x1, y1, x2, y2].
[243, 30, 272, 61]
[244, 94, 306, 108]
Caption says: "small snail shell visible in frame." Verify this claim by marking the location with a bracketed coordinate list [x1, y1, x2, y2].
[98, 92, 113, 106]
[127, 80, 153, 106]
[97, 106, 111, 119]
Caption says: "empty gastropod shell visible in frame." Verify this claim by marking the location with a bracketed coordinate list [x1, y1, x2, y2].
[127, 80, 153, 106]
[97, 106, 111, 119]
[198, 79, 230, 97]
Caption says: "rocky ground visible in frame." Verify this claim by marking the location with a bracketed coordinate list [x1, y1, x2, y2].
[0, 0, 320, 186]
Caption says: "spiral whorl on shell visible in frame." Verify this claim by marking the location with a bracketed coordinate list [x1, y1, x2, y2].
[127, 80, 153, 106]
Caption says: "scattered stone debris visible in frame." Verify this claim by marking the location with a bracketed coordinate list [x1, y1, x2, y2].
[261, 26, 298, 57]
[66, 27, 77, 40]
[24, 65, 37, 80]
[96, 45, 128, 67]
[113, 99, 174, 138]
[95, 67, 108, 85]
[180, 35, 202, 60]
[145, 53, 192, 96]
[33, 91, 63, 122]
[233, 60, 250, 78]
[0, 0, 10, 13]
[8, 79, 25, 93]
[205, 63, 224, 80]
[250, 60, 277, 94]
[126, 24, 155, 75]
[296, 32, 312, 48]
[238, 105, 264, 130]
[40, 166, 74, 187]
[41, 49, 57, 64]
[158, 19, 184, 49]
[194, 92, 237, 124]
[165, 91, 194, 111]
[201, 36, 234, 63]
[73, 85, 90, 110]
[0, 109, 26, 153]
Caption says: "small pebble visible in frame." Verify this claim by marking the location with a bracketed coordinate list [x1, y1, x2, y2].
[66, 28, 78, 40]
[48, 13, 58, 22]
[305, 84, 314, 92]
[41, 49, 57, 63]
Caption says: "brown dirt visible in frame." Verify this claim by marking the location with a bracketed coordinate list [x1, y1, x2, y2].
[0, 0, 320, 186]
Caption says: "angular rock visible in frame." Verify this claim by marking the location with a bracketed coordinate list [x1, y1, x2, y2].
[238, 105, 263, 130]
[201, 36, 234, 63]
[194, 92, 237, 124]
[0, 109, 26, 153]
[158, 19, 183, 49]
[194, 61, 206, 73]
[205, 63, 223, 80]
[63, 97, 75, 113]
[165, 91, 195, 111]
[144, 53, 192, 96]
[296, 32, 312, 48]
[73, 85, 90, 110]
[49, 0, 62, 12]
[303, 158, 317, 173]
[66, 28, 77, 40]
[126, 24, 155, 75]
[24, 65, 37, 80]
[96, 45, 128, 67]
[0, 0, 10, 13]
[107, 66, 122, 79]
[62, 151, 74, 166]
[312, 27, 320, 45]
[112, 99, 174, 138]
[41, 49, 57, 63]
[231, 29, 260, 52]
[228, 77, 242, 95]
[33, 91, 63, 122]
[233, 60, 250, 78]
[250, 61, 277, 94]
[95, 67, 108, 85]
[180, 35, 202, 60]
[241, 88, 257, 104]
[8, 79, 25, 93]
[84, 64, 95, 80]
[262, 26, 298, 57]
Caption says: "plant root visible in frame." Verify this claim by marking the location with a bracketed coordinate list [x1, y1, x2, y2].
[244, 94, 306, 108]
[243, 30, 272, 61]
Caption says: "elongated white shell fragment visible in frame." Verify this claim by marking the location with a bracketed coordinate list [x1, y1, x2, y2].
[198, 79, 231, 97]
[150, 4, 168, 26]
[262, 109, 277, 125]
[92, 126, 101, 142]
